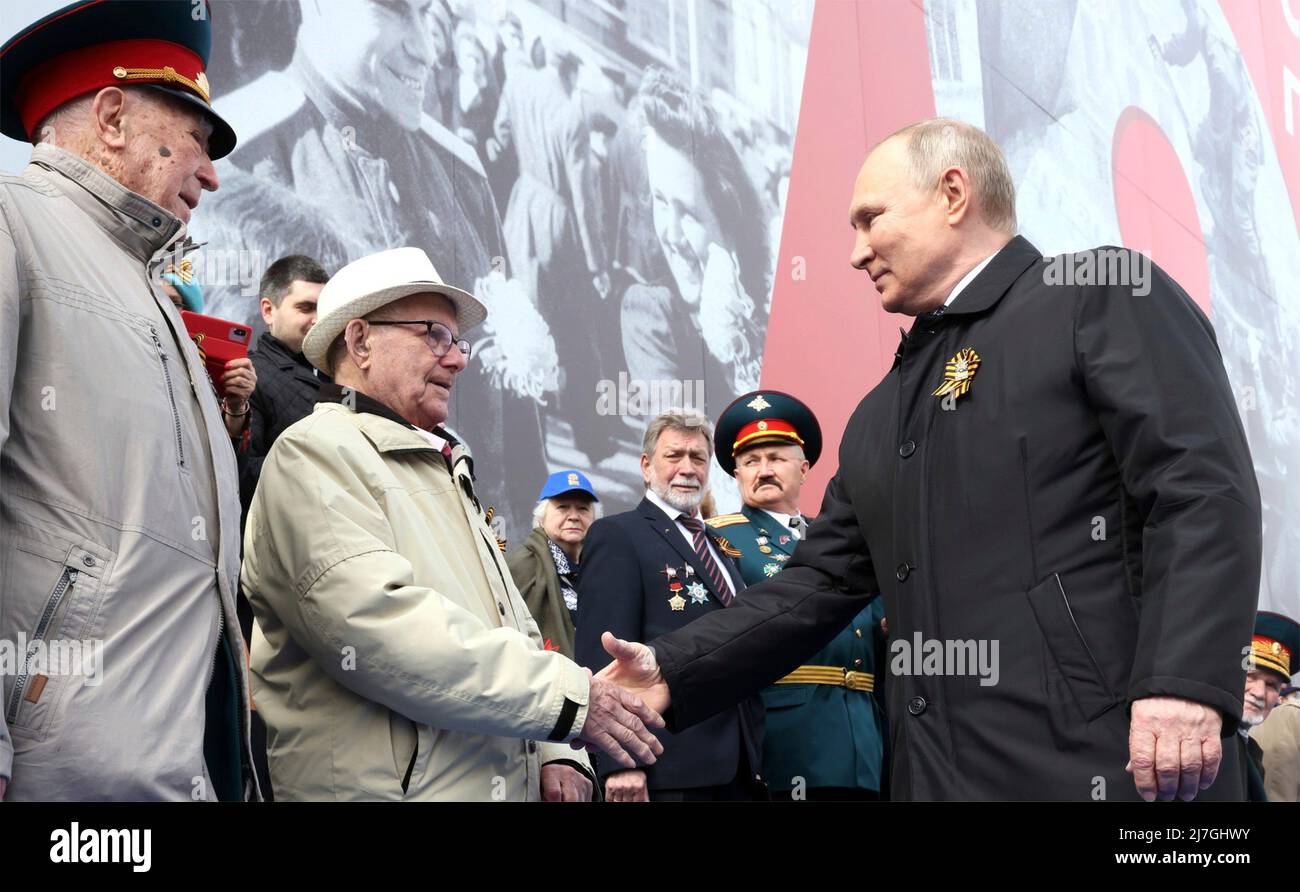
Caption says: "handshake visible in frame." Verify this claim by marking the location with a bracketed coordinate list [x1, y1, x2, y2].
[571, 632, 673, 771]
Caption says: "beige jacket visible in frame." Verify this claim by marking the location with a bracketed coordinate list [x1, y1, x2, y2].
[0, 145, 255, 800]
[242, 394, 592, 800]
[1252, 700, 1300, 802]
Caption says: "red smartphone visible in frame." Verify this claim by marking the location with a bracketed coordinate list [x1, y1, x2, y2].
[181, 311, 252, 397]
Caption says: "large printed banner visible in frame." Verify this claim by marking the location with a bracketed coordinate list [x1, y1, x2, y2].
[191, 0, 811, 540]
[149, 0, 1295, 615]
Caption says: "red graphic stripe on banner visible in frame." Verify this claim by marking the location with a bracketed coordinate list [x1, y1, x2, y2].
[762, 0, 935, 509]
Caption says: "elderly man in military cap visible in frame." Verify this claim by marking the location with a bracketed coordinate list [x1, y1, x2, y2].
[1241, 612, 1300, 801]
[0, 0, 256, 800]
[708, 390, 887, 800]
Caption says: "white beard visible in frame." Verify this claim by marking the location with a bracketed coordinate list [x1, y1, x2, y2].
[650, 472, 704, 513]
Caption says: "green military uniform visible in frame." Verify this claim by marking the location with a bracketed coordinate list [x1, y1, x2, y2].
[709, 390, 887, 798]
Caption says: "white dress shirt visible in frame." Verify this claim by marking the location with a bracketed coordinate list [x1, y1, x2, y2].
[644, 489, 738, 598]
[943, 253, 997, 307]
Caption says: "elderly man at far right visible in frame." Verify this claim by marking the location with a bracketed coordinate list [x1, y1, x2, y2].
[1245, 612, 1300, 801]
[602, 117, 1263, 802]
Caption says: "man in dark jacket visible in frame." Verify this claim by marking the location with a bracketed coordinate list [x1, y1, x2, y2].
[245, 254, 330, 519]
[240, 254, 329, 800]
[594, 118, 1262, 802]
[576, 410, 764, 802]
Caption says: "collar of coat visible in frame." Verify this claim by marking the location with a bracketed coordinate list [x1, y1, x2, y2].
[892, 235, 1042, 368]
[257, 331, 321, 375]
[28, 143, 186, 262]
[316, 381, 471, 471]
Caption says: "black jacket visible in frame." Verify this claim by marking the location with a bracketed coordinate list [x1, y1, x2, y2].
[650, 237, 1261, 800]
[244, 332, 328, 517]
[575, 498, 765, 792]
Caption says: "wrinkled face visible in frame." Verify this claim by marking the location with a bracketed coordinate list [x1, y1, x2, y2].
[733, 444, 809, 513]
[642, 427, 711, 513]
[1242, 669, 1283, 725]
[542, 495, 596, 547]
[113, 90, 218, 223]
[303, 0, 437, 131]
[645, 125, 723, 306]
[264, 279, 323, 355]
[848, 136, 956, 315]
[363, 292, 467, 429]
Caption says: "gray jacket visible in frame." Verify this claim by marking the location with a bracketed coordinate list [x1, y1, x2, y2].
[0, 144, 256, 800]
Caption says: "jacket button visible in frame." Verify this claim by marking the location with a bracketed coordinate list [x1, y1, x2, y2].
[853, 658, 863, 667]
[854, 628, 862, 638]
[908, 696, 927, 716]
[895, 563, 911, 582]
[498, 602, 505, 616]
[151, 217, 162, 226]
[527, 741, 536, 753]
[899, 440, 916, 458]
[81, 554, 96, 568]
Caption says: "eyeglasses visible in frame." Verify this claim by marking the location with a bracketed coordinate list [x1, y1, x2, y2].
[367, 319, 472, 359]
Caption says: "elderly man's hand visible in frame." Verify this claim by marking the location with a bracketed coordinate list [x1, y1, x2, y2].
[575, 666, 664, 770]
[1126, 696, 1224, 801]
[541, 763, 593, 802]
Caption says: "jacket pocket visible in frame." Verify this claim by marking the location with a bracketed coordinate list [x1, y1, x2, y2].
[4, 532, 111, 738]
[1025, 573, 1119, 721]
[762, 684, 816, 710]
[389, 712, 418, 796]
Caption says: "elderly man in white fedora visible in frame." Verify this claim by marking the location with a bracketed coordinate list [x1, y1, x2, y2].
[241, 247, 664, 801]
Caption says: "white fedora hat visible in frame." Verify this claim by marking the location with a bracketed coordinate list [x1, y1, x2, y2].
[302, 247, 487, 374]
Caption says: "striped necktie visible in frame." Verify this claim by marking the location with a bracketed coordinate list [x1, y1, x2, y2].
[678, 515, 732, 606]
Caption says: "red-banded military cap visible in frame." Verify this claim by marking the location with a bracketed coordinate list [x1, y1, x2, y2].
[1, 0, 235, 159]
[1251, 611, 1300, 681]
[713, 390, 823, 476]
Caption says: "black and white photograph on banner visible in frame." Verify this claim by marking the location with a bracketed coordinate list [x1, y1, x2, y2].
[189, 0, 812, 541]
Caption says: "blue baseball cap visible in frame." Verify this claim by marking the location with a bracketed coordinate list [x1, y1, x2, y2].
[538, 470, 598, 501]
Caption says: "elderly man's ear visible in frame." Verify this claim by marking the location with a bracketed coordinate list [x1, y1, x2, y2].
[344, 319, 373, 368]
[90, 87, 130, 151]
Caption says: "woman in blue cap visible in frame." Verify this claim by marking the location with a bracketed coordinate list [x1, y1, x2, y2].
[506, 470, 601, 659]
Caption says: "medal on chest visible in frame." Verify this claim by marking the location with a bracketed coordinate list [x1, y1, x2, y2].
[661, 565, 686, 610]
[932, 347, 981, 402]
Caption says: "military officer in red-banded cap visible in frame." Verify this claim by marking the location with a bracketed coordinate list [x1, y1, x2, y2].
[0, 1, 257, 800]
